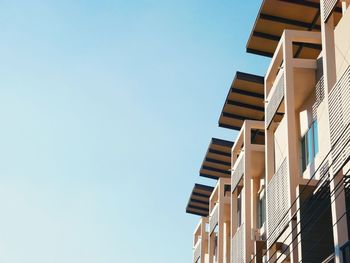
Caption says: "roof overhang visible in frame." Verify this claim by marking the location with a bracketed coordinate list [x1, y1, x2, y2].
[199, 138, 234, 180]
[219, 71, 265, 131]
[186, 184, 214, 216]
[246, 0, 342, 58]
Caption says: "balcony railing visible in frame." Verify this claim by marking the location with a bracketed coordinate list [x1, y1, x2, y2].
[231, 153, 244, 192]
[232, 223, 245, 263]
[313, 76, 325, 117]
[265, 71, 285, 128]
[322, 0, 338, 22]
[209, 203, 219, 234]
[193, 238, 201, 263]
[328, 65, 350, 176]
[266, 158, 289, 247]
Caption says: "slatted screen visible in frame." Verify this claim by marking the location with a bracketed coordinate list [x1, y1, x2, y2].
[232, 223, 245, 263]
[231, 154, 244, 192]
[266, 158, 289, 247]
[328, 66, 350, 175]
[312, 76, 325, 118]
[193, 241, 201, 263]
[210, 204, 219, 234]
[323, 0, 338, 22]
[266, 72, 285, 128]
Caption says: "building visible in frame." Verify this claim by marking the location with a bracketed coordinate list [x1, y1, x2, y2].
[186, 1, 350, 263]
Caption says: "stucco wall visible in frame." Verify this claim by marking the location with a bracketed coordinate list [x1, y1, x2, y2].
[274, 116, 287, 172]
[335, 7, 350, 80]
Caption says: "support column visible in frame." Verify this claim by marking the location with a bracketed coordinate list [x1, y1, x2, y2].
[320, 1, 349, 262]
[218, 185, 224, 263]
[244, 124, 252, 263]
[342, 0, 350, 14]
[251, 177, 260, 232]
[283, 31, 299, 263]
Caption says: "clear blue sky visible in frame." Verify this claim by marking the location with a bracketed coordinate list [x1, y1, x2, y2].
[0, 1, 268, 262]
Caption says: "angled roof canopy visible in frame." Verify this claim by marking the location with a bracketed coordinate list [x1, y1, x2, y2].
[246, 0, 342, 58]
[219, 71, 265, 131]
[186, 184, 214, 217]
[200, 138, 234, 180]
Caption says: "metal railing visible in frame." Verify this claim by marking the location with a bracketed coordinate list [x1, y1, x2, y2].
[231, 153, 244, 192]
[209, 203, 219, 234]
[266, 158, 289, 247]
[322, 0, 338, 22]
[328, 65, 350, 176]
[312, 75, 325, 118]
[232, 223, 245, 263]
[265, 72, 285, 128]
[193, 239, 201, 263]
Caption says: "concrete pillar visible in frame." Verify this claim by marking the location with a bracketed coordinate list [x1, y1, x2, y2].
[320, 3, 337, 94]
[218, 187, 224, 263]
[251, 177, 260, 231]
[244, 124, 253, 262]
[320, 1, 349, 262]
[342, 0, 350, 15]
[283, 31, 299, 263]
[265, 122, 276, 182]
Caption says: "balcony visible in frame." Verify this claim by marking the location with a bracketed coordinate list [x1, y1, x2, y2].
[232, 223, 245, 263]
[322, 0, 340, 22]
[313, 75, 325, 116]
[328, 65, 350, 175]
[266, 158, 289, 247]
[265, 70, 285, 129]
[231, 152, 244, 192]
[209, 203, 219, 234]
[193, 238, 201, 263]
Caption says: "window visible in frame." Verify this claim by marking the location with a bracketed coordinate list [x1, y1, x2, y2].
[258, 191, 266, 228]
[237, 192, 242, 228]
[313, 121, 319, 155]
[341, 241, 350, 263]
[213, 225, 219, 262]
[301, 120, 319, 171]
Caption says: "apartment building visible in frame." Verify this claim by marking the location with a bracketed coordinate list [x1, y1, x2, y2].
[186, 0, 350, 262]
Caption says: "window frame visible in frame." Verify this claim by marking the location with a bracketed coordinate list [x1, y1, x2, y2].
[301, 120, 319, 172]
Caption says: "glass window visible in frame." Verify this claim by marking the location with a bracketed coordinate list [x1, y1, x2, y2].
[307, 128, 314, 162]
[258, 192, 266, 228]
[301, 120, 319, 172]
[342, 241, 350, 263]
[213, 225, 219, 262]
[313, 121, 319, 155]
[301, 136, 307, 171]
[237, 192, 242, 228]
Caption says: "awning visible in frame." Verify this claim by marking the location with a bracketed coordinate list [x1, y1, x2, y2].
[219, 71, 265, 131]
[199, 138, 234, 180]
[246, 0, 342, 58]
[186, 184, 214, 217]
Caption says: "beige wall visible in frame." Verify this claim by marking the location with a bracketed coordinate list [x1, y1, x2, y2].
[274, 116, 287, 172]
[335, 6, 350, 80]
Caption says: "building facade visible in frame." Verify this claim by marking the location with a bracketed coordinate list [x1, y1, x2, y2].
[186, 1, 350, 263]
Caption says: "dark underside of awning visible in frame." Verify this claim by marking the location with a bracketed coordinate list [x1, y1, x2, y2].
[199, 138, 234, 180]
[246, 0, 342, 58]
[219, 71, 266, 131]
[186, 184, 214, 216]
